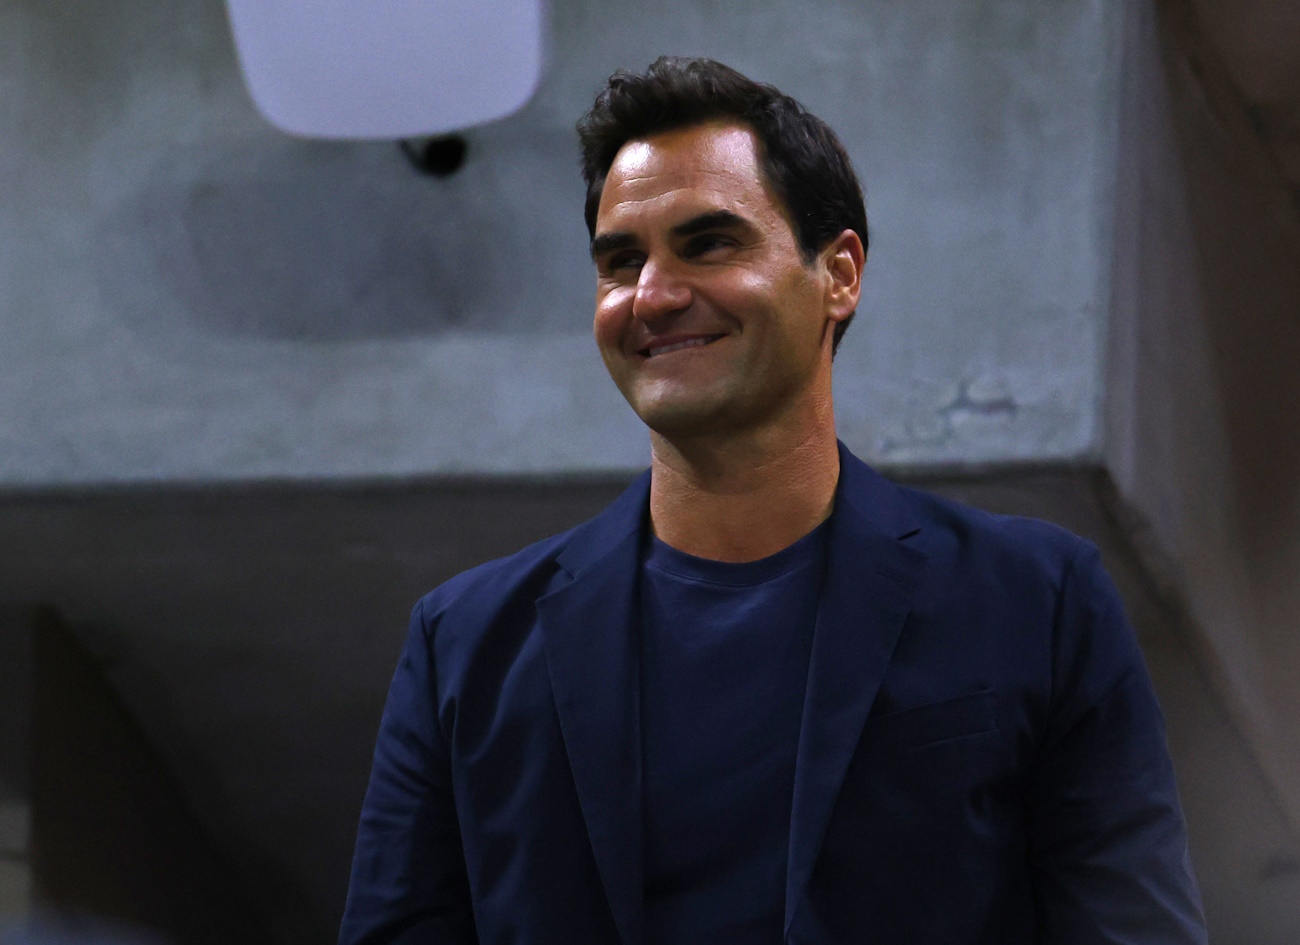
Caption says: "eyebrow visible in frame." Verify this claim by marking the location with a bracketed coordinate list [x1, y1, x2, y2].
[589, 210, 754, 260]
[589, 231, 637, 260]
[670, 209, 751, 238]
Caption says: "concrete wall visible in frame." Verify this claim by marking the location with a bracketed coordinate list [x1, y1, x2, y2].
[7, 0, 1300, 939]
[1, 0, 1119, 485]
[1106, 0, 1300, 828]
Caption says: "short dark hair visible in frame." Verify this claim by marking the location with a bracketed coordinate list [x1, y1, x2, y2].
[577, 56, 868, 354]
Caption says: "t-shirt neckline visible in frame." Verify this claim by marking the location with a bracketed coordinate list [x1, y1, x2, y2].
[644, 516, 831, 588]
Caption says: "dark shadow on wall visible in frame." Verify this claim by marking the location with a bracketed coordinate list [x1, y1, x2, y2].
[1157, 0, 1300, 578]
[91, 129, 592, 344]
[29, 608, 275, 945]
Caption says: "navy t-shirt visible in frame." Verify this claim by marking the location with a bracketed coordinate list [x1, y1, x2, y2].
[638, 520, 829, 944]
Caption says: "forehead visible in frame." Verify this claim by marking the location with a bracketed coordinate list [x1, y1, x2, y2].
[596, 121, 782, 227]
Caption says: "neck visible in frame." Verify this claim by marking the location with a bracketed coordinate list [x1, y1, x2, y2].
[647, 394, 840, 563]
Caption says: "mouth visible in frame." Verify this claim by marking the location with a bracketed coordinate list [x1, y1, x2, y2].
[638, 334, 727, 359]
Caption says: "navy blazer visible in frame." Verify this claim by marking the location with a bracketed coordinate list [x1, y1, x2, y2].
[340, 444, 1206, 945]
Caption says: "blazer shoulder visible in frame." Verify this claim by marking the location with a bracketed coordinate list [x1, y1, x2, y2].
[893, 480, 1096, 586]
[411, 468, 650, 633]
[411, 524, 579, 637]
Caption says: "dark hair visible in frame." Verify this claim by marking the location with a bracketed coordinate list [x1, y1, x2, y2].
[577, 56, 868, 354]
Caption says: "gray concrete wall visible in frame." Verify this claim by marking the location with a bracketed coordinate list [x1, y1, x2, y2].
[2, 0, 1119, 485]
[1106, 0, 1300, 829]
[12, 0, 1300, 939]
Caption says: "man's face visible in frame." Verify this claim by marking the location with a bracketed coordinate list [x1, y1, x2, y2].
[591, 121, 838, 440]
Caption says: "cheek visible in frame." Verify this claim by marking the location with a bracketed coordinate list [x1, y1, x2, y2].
[770, 275, 826, 342]
[592, 292, 617, 338]
[593, 291, 630, 352]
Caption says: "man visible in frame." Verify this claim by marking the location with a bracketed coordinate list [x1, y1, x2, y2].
[340, 57, 1207, 944]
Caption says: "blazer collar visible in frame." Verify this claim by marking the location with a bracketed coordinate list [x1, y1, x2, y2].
[537, 470, 650, 945]
[536, 445, 927, 945]
[784, 442, 928, 934]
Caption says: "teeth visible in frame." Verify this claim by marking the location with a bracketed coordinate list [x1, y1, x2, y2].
[647, 337, 715, 357]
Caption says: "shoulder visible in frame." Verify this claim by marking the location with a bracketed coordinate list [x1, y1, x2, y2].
[868, 479, 1146, 734]
[893, 481, 1094, 591]
[411, 522, 579, 636]
[868, 479, 1114, 651]
[886, 480, 1136, 684]
[408, 468, 650, 650]
[836, 445, 1091, 594]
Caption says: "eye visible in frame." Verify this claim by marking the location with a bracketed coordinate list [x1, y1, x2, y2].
[684, 233, 735, 257]
[601, 251, 645, 275]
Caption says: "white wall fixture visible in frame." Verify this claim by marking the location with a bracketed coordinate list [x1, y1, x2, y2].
[223, 0, 544, 138]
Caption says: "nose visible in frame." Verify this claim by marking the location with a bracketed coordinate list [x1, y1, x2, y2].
[632, 257, 692, 323]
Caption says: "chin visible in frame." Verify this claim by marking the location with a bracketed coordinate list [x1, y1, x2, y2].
[633, 392, 745, 441]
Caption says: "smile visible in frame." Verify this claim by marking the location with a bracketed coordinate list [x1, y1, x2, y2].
[642, 335, 725, 358]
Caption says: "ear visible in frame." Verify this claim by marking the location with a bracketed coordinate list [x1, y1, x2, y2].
[820, 229, 865, 324]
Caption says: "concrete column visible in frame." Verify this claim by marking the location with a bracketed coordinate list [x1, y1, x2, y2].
[1106, 0, 1300, 832]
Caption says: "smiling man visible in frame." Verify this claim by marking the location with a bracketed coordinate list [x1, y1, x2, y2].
[340, 58, 1207, 945]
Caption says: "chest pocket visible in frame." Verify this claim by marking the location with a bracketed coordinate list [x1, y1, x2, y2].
[860, 689, 996, 755]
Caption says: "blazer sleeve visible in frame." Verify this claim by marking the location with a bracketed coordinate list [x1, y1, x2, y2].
[339, 598, 478, 945]
[1025, 543, 1207, 944]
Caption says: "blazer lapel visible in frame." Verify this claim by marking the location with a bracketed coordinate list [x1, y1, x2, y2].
[784, 446, 928, 935]
[536, 472, 650, 945]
